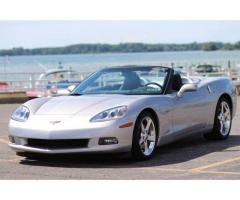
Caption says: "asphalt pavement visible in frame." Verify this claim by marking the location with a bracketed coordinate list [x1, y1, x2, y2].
[0, 100, 240, 180]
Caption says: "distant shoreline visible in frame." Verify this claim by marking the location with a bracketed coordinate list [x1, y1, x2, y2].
[0, 42, 240, 57]
[2, 50, 240, 58]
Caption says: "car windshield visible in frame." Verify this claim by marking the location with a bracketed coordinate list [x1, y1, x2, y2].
[71, 66, 170, 95]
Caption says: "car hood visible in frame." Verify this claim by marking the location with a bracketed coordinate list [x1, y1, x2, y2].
[34, 95, 143, 115]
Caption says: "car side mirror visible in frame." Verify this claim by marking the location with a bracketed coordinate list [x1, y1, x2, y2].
[67, 85, 76, 93]
[177, 83, 197, 98]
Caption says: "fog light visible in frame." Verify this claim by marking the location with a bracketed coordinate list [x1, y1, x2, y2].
[98, 137, 118, 145]
[9, 136, 15, 143]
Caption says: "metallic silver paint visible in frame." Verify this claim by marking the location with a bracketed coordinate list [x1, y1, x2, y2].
[8, 75, 237, 154]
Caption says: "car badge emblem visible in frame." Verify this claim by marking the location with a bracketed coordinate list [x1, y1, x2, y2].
[49, 120, 61, 125]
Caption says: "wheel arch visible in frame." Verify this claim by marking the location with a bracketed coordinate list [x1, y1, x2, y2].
[136, 108, 160, 136]
[219, 93, 233, 112]
[204, 93, 233, 140]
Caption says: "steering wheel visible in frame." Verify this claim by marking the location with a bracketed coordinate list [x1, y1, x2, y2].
[144, 82, 163, 90]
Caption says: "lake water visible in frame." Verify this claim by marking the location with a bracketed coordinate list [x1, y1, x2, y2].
[1, 51, 240, 74]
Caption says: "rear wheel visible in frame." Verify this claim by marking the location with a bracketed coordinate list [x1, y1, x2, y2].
[131, 111, 158, 160]
[204, 97, 232, 140]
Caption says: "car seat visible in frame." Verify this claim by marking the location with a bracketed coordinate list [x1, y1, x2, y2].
[172, 74, 183, 91]
[121, 72, 142, 90]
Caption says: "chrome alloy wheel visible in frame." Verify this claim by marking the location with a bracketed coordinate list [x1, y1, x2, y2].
[218, 101, 231, 136]
[139, 116, 156, 156]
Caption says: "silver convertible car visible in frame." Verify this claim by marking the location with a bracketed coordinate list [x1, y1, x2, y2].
[8, 66, 237, 160]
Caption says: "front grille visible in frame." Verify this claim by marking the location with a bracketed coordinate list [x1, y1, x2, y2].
[27, 139, 89, 149]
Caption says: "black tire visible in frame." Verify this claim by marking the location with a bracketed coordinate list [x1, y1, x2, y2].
[131, 111, 158, 161]
[204, 97, 232, 140]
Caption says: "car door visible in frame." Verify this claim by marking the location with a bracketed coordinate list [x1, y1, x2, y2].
[167, 86, 210, 137]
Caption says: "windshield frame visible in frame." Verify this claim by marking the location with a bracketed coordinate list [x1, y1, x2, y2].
[71, 66, 172, 96]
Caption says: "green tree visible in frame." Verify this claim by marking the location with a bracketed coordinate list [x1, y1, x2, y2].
[202, 42, 218, 51]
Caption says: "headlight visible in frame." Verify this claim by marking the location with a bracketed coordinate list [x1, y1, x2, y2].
[90, 106, 127, 122]
[11, 105, 30, 122]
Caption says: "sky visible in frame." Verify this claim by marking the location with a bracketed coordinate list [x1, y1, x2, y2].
[0, 21, 240, 49]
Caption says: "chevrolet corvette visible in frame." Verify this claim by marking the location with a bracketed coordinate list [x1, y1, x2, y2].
[8, 66, 237, 160]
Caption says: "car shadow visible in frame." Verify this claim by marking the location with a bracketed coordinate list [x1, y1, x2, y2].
[19, 134, 240, 169]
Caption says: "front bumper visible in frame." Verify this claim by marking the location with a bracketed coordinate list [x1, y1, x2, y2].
[9, 142, 130, 154]
[8, 116, 134, 154]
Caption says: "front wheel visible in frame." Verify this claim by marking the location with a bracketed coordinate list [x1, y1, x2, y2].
[204, 97, 232, 140]
[131, 111, 158, 160]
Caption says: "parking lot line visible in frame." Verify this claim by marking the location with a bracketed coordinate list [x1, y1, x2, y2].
[203, 170, 240, 176]
[139, 166, 240, 176]
[0, 138, 8, 144]
[190, 156, 240, 172]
